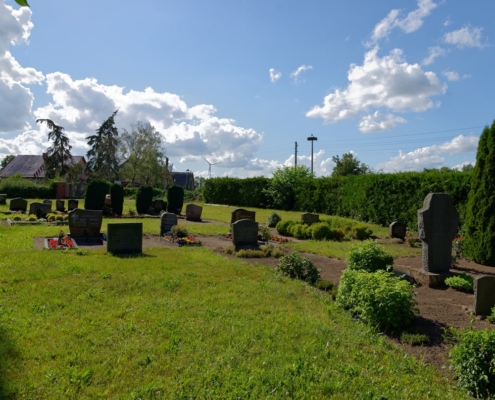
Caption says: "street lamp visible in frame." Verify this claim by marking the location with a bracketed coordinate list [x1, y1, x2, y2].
[307, 134, 318, 175]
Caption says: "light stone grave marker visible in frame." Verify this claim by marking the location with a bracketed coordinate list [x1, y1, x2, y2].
[301, 212, 320, 226]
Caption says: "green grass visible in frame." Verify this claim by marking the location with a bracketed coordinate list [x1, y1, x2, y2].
[0, 213, 467, 398]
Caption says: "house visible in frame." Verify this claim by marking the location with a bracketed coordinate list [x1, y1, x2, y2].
[171, 171, 195, 190]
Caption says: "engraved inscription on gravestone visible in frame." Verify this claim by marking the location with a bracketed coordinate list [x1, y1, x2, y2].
[68, 208, 103, 237]
[389, 221, 407, 240]
[107, 223, 143, 255]
[186, 204, 203, 221]
[160, 212, 178, 236]
[418, 193, 458, 273]
[9, 197, 27, 212]
[232, 219, 259, 251]
[231, 208, 256, 224]
[301, 213, 320, 226]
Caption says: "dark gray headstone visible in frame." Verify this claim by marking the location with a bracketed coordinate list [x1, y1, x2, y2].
[389, 221, 407, 240]
[29, 202, 52, 218]
[68, 208, 103, 237]
[107, 223, 143, 255]
[418, 193, 458, 273]
[152, 199, 166, 214]
[160, 212, 178, 236]
[9, 197, 27, 212]
[474, 275, 495, 315]
[231, 208, 256, 224]
[56, 200, 65, 212]
[68, 199, 79, 211]
[186, 204, 203, 221]
[232, 219, 259, 251]
[301, 213, 320, 226]
[0, 194, 6, 205]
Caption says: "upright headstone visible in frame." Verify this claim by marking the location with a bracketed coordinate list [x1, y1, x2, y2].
[68, 208, 103, 237]
[418, 193, 458, 273]
[301, 213, 320, 226]
[29, 202, 52, 218]
[68, 199, 79, 211]
[389, 221, 407, 240]
[56, 200, 65, 212]
[474, 275, 495, 315]
[107, 223, 143, 255]
[232, 219, 259, 251]
[160, 212, 178, 236]
[152, 199, 166, 215]
[0, 194, 6, 205]
[231, 208, 256, 224]
[185, 204, 203, 221]
[9, 197, 27, 212]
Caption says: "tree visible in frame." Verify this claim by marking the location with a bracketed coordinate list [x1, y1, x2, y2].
[0, 155, 15, 170]
[264, 165, 312, 210]
[331, 152, 370, 177]
[463, 121, 495, 265]
[119, 121, 170, 188]
[36, 119, 73, 179]
[86, 110, 120, 182]
[15, 0, 29, 6]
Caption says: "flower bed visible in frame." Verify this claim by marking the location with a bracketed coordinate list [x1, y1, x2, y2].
[44, 236, 78, 250]
[163, 234, 201, 247]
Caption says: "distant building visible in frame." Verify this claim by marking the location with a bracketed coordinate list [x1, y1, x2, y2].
[171, 171, 195, 190]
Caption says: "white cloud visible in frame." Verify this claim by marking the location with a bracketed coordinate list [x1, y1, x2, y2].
[443, 70, 459, 81]
[306, 47, 445, 130]
[359, 112, 407, 133]
[269, 68, 282, 83]
[377, 134, 479, 172]
[444, 26, 485, 49]
[422, 46, 447, 65]
[290, 64, 313, 83]
[369, 0, 439, 45]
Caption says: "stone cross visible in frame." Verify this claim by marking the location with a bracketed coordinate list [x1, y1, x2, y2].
[418, 193, 458, 273]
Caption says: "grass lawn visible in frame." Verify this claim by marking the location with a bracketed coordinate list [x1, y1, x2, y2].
[0, 201, 464, 398]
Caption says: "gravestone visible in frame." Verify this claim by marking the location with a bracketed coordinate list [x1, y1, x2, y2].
[9, 197, 27, 212]
[160, 212, 178, 236]
[418, 193, 458, 273]
[56, 200, 65, 212]
[68, 208, 103, 237]
[474, 275, 495, 315]
[0, 194, 6, 205]
[107, 223, 143, 255]
[231, 208, 256, 224]
[29, 202, 52, 218]
[232, 219, 259, 251]
[186, 204, 203, 221]
[152, 199, 166, 215]
[301, 213, 320, 226]
[389, 221, 407, 240]
[68, 199, 79, 211]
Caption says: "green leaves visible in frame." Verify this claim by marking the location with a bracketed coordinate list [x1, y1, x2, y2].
[15, 0, 30, 7]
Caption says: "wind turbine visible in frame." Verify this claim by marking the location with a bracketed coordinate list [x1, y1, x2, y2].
[202, 156, 221, 179]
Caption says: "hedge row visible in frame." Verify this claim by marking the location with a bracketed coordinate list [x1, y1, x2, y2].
[0, 174, 56, 198]
[203, 177, 270, 208]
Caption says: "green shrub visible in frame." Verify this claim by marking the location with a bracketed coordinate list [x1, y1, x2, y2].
[289, 223, 311, 240]
[400, 331, 430, 346]
[347, 240, 394, 272]
[329, 228, 345, 242]
[12, 215, 22, 221]
[167, 185, 184, 215]
[63, 215, 68, 221]
[337, 269, 418, 331]
[311, 222, 332, 241]
[276, 220, 295, 236]
[353, 225, 373, 240]
[135, 185, 153, 215]
[487, 306, 495, 324]
[236, 249, 265, 258]
[55, 215, 64, 221]
[445, 273, 474, 292]
[258, 226, 271, 242]
[110, 183, 125, 216]
[28, 214, 38, 221]
[276, 252, 320, 285]
[267, 212, 282, 228]
[84, 179, 111, 211]
[170, 225, 188, 238]
[0, 173, 56, 198]
[448, 327, 495, 398]
[316, 279, 334, 291]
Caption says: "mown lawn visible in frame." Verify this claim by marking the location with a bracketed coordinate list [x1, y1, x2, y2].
[0, 203, 463, 399]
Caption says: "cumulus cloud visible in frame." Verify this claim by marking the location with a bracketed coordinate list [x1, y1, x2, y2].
[290, 64, 313, 83]
[422, 46, 447, 65]
[443, 70, 459, 81]
[443, 26, 485, 49]
[376, 134, 479, 172]
[369, 0, 439, 45]
[306, 47, 445, 131]
[269, 68, 282, 83]
[359, 112, 407, 133]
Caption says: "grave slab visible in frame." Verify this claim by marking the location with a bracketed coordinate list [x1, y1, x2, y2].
[68, 208, 103, 237]
[232, 219, 259, 251]
[474, 275, 495, 315]
[107, 223, 143, 255]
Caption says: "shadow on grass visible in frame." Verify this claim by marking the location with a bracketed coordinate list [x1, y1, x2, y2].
[0, 326, 18, 398]
[108, 252, 156, 259]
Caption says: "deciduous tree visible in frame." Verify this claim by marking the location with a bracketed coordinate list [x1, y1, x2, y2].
[264, 165, 312, 210]
[331, 152, 370, 177]
[0, 155, 15, 170]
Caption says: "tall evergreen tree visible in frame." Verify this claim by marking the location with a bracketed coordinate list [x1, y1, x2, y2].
[463, 121, 495, 265]
[86, 110, 120, 181]
[36, 119, 73, 179]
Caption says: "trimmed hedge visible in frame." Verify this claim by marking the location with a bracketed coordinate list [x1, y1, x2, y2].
[84, 179, 111, 210]
[136, 185, 153, 215]
[110, 183, 125, 216]
[203, 177, 270, 207]
[0, 174, 56, 198]
[167, 185, 184, 215]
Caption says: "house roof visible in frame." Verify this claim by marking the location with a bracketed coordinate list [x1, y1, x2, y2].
[0, 155, 86, 178]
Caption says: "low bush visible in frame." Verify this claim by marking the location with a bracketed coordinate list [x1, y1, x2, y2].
[311, 222, 332, 241]
[347, 240, 394, 272]
[267, 212, 282, 228]
[315, 279, 334, 291]
[276, 252, 320, 285]
[276, 220, 295, 236]
[337, 269, 418, 332]
[400, 331, 430, 346]
[289, 223, 311, 240]
[448, 327, 495, 398]
[170, 225, 188, 238]
[487, 306, 495, 324]
[28, 214, 37, 221]
[352, 225, 373, 240]
[258, 226, 271, 242]
[236, 249, 265, 258]
[445, 273, 474, 292]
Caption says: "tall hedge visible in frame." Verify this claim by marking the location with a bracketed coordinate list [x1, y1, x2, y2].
[167, 185, 184, 215]
[84, 179, 111, 210]
[135, 185, 153, 215]
[0, 174, 56, 198]
[110, 183, 125, 216]
[463, 121, 495, 265]
[203, 177, 270, 207]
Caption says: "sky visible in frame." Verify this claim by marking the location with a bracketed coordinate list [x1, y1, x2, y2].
[0, 0, 494, 178]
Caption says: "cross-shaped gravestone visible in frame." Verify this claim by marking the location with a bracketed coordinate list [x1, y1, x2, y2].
[418, 193, 458, 273]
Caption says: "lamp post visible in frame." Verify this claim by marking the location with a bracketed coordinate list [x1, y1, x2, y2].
[307, 134, 318, 175]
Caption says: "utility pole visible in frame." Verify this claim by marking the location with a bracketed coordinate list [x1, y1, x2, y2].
[307, 134, 318, 175]
[294, 142, 298, 166]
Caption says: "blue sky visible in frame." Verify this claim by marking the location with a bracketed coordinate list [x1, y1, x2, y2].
[1, 0, 493, 177]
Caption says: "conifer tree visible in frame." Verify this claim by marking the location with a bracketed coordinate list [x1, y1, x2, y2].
[36, 119, 73, 179]
[463, 120, 495, 265]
